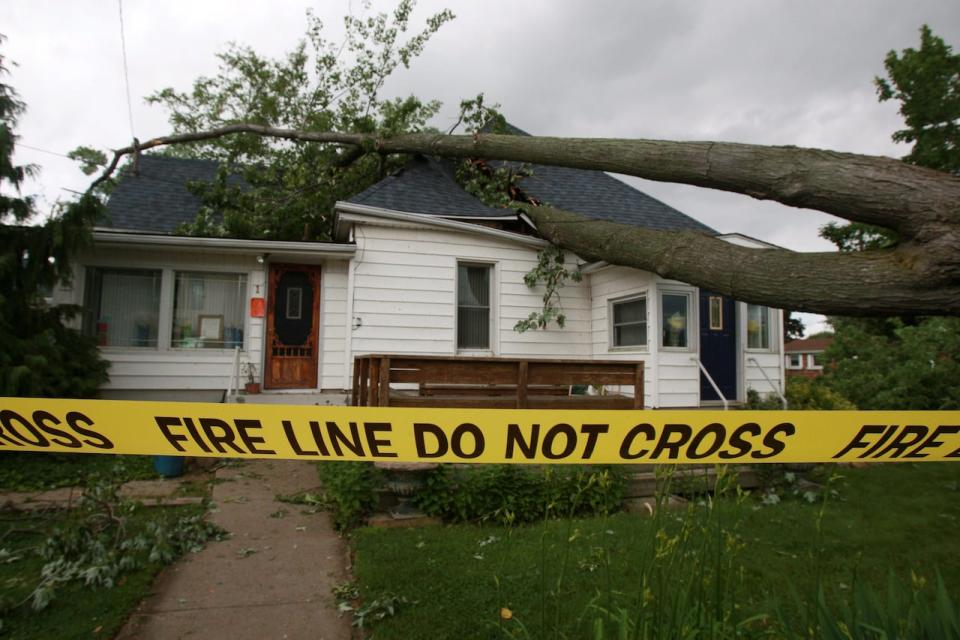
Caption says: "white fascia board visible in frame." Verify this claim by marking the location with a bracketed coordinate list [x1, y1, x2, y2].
[579, 261, 611, 275]
[716, 233, 786, 251]
[91, 229, 355, 258]
[334, 202, 549, 248]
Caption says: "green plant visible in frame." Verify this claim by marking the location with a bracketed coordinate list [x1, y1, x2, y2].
[0, 475, 223, 628]
[316, 462, 382, 531]
[415, 465, 626, 525]
[514, 246, 584, 332]
[745, 376, 855, 410]
[774, 571, 960, 640]
[0, 45, 109, 399]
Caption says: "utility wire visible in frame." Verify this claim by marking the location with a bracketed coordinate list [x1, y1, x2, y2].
[16, 143, 74, 159]
[117, 0, 136, 141]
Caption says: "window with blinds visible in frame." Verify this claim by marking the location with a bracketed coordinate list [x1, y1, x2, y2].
[457, 263, 491, 350]
[82, 267, 162, 348]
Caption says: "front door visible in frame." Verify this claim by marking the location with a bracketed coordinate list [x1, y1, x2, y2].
[265, 264, 320, 389]
[699, 291, 737, 402]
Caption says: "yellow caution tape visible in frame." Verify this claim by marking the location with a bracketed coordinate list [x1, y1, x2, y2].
[0, 398, 958, 464]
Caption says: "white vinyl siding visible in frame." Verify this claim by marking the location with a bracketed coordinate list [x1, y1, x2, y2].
[347, 223, 591, 364]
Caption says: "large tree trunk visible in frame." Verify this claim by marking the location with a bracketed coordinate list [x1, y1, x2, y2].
[95, 128, 960, 316]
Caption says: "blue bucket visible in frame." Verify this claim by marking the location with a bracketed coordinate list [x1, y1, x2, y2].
[153, 455, 185, 478]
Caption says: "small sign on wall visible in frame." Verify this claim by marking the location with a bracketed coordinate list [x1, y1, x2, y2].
[250, 297, 265, 318]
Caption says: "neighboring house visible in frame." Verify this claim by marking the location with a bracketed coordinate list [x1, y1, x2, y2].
[784, 337, 833, 378]
[54, 145, 787, 408]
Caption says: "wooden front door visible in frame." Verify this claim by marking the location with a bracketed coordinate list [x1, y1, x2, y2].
[265, 264, 320, 389]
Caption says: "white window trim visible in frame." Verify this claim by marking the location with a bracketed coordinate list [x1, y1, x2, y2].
[455, 260, 497, 355]
[807, 352, 824, 370]
[745, 304, 776, 352]
[608, 293, 649, 352]
[87, 264, 253, 355]
[658, 287, 696, 352]
[785, 353, 803, 369]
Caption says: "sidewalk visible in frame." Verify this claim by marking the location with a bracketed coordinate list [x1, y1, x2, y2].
[117, 459, 352, 640]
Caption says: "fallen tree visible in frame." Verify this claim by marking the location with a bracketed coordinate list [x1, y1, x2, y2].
[86, 127, 960, 317]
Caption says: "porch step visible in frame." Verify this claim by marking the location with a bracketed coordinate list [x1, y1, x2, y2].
[625, 466, 761, 498]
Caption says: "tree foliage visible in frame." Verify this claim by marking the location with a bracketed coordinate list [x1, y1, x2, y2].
[876, 24, 960, 175]
[824, 316, 960, 410]
[0, 43, 108, 398]
[816, 25, 960, 410]
[144, 1, 453, 241]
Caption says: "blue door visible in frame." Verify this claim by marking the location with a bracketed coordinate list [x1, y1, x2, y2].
[699, 291, 737, 402]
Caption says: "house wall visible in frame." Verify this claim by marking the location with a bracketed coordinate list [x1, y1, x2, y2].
[55, 247, 264, 391]
[57, 245, 352, 392]
[320, 261, 349, 390]
[347, 222, 592, 365]
[587, 266, 655, 407]
[587, 267, 703, 408]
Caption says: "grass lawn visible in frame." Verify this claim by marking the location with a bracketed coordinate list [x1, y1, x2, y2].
[0, 452, 157, 491]
[352, 463, 960, 639]
[0, 504, 208, 640]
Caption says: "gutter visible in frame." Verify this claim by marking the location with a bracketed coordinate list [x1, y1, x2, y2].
[91, 229, 356, 257]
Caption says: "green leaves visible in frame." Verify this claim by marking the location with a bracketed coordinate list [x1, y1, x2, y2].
[514, 247, 583, 333]
[875, 25, 960, 174]
[0, 46, 109, 400]
[824, 316, 960, 410]
[146, 0, 455, 242]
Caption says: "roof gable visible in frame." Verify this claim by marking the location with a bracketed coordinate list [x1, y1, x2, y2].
[346, 123, 715, 233]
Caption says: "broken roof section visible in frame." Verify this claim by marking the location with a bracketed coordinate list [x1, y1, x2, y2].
[347, 122, 716, 233]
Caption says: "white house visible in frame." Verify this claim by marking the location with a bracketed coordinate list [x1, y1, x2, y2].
[54, 150, 786, 408]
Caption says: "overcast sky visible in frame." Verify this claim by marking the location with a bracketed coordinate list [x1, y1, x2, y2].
[4, 1, 960, 334]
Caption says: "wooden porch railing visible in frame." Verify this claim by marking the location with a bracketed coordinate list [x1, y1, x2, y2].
[351, 355, 643, 409]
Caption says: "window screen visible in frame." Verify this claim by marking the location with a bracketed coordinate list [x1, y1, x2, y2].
[457, 264, 491, 350]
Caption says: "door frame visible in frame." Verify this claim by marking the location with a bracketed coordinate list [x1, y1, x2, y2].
[264, 263, 321, 390]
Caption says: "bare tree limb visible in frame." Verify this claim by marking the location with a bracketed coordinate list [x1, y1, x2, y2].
[526, 206, 960, 316]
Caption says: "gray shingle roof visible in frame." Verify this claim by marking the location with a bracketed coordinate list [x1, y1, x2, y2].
[347, 156, 513, 218]
[103, 155, 240, 233]
[347, 123, 715, 233]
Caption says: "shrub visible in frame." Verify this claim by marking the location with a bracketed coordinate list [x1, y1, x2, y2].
[415, 464, 627, 525]
[316, 462, 382, 531]
[746, 376, 855, 410]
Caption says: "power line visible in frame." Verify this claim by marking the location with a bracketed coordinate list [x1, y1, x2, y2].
[117, 0, 136, 141]
[16, 143, 73, 159]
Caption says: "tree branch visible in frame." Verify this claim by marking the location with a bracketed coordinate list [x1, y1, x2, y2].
[80, 125, 960, 316]
[526, 205, 960, 316]
[88, 126, 960, 237]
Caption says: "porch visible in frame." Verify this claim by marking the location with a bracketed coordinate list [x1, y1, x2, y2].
[350, 354, 644, 409]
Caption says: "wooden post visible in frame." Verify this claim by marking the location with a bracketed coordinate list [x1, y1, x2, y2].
[633, 362, 644, 409]
[378, 356, 391, 407]
[369, 357, 380, 407]
[351, 357, 361, 407]
[358, 357, 369, 406]
[517, 360, 529, 409]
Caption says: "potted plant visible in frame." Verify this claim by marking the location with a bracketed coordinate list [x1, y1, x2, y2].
[243, 362, 261, 394]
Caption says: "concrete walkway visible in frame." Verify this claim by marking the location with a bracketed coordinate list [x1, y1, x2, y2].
[117, 460, 352, 640]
